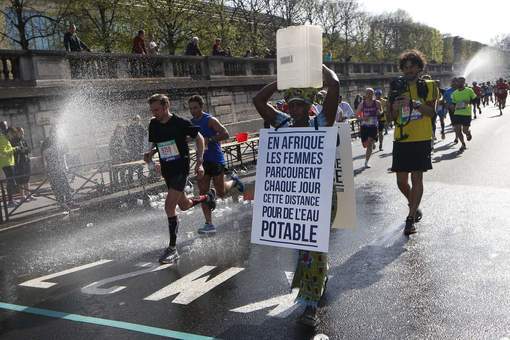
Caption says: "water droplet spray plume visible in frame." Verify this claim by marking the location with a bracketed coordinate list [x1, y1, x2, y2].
[462, 47, 509, 82]
[54, 83, 147, 165]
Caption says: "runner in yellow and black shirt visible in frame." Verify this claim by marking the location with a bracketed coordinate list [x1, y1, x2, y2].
[388, 50, 438, 236]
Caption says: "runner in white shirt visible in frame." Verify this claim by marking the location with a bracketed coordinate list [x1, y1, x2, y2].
[338, 96, 355, 118]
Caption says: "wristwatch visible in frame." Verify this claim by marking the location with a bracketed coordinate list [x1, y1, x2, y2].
[412, 100, 422, 110]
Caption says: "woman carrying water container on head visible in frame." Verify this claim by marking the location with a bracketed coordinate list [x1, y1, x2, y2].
[252, 24, 339, 327]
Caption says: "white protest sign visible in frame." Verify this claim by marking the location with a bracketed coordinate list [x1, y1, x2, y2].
[251, 127, 337, 253]
[332, 122, 357, 229]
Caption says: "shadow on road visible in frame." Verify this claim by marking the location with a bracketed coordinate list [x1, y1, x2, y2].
[378, 152, 392, 158]
[432, 149, 463, 163]
[322, 233, 408, 305]
[354, 167, 368, 177]
[432, 142, 456, 153]
[353, 154, 366, 161]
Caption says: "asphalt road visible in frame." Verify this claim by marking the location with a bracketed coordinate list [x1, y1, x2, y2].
[1, 104, 510, 340]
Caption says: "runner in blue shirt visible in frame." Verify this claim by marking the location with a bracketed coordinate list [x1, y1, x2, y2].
[189, 95, 244, 234]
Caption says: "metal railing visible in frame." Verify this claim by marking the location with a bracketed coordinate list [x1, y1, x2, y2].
[0, 119, 362, 224]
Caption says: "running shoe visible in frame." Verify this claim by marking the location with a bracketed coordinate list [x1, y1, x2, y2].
[231, 173, 245, 193]
[198, 223, 217, 234]
[205, 188, 216, 211]
[364, 161, 371, 168]
[415, 209, 423, 222]
[159, 247, 179, 264]
[404, 216, 416, 235]
[466, 131, 472, 141]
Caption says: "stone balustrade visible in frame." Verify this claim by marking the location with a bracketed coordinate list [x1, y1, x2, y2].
[0, 49, 452, 85]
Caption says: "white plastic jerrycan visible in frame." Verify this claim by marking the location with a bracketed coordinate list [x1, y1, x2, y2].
[276, 25, 323, 90]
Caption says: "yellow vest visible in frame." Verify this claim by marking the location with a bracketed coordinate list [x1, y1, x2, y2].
[394, 80, 438, 142]
[0, 134, 14, 168]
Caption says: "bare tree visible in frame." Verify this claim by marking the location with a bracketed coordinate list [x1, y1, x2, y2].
[230, 0, 271, 53]
[70, 0, 124, 53]
[315, 0, 344, 51]
[337, 0, 362, 61]
[0, 0, 70, 50]
[266, 0, 309, 27]
[492, 34, 510, 51]
[204, 0, 241, 51]
[144, 0, 205, 55]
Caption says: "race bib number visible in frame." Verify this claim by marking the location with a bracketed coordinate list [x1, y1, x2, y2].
[400, 102, 421, 124]
[157, 140, 180, 162]
[456, 101, 466, 109]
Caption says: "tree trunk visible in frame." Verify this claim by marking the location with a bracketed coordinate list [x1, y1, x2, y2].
[166, 32, 176, 55]
[14, 2, 29, 50]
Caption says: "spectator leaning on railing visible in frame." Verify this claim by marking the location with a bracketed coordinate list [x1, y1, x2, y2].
[125, 115, 146, 184]
[212, 38, 225, 56]
[132, 30, 147, 55]
[63, 24, 91, 52]
[109, 124, 128, 187]
[147, 33, 159, 55]
[185, 37, 202, 56]
[41, 127, 76, 209]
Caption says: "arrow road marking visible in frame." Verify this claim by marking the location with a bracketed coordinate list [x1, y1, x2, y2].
[82, 262, 173, 295]
[144, 266, 244, 304]
[19, 259, 113, 289]
[230, 272, 300, 318]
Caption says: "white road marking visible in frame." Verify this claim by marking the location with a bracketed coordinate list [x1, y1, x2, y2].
[144, 266, 244, 304]
[230, 290, 299, 318]
[285, 271, 294, 285]
[230, 272, 300, 318]
[19, 260, 113, 289]
[82, 262, 173, 295]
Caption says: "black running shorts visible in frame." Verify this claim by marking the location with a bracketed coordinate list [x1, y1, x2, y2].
[162, 172, 188, 192]
[391, 140, 432, 173]
[451, 115, 471, 127]
[360, 126, 378, 143]
[203, 161, 225, 177]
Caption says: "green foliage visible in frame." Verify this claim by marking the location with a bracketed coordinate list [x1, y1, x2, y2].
[65, 0, 136, 53]
[0, 0, 488, 62]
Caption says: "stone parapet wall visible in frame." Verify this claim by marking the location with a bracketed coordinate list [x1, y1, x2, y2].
[0, 50, 453, 173]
